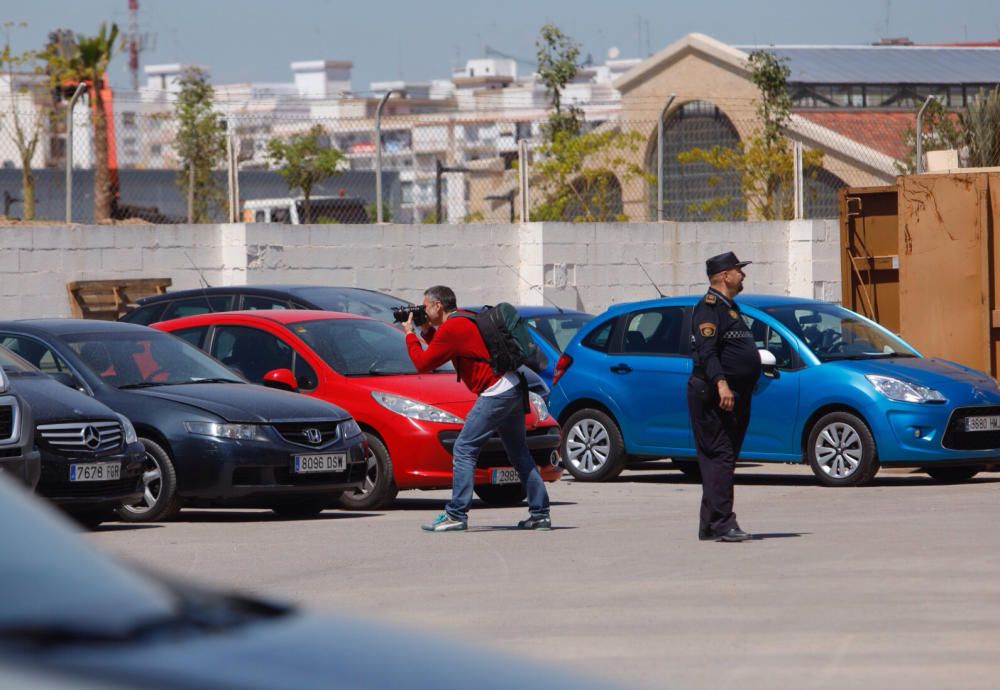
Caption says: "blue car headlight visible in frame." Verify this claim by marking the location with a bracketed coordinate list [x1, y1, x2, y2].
[865, 374, 945, 403]
[184, 421, 266, 441]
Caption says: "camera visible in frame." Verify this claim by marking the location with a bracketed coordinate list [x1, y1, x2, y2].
[392, 304, 427, 327]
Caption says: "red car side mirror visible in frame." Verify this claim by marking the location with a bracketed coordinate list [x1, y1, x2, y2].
[262, 368, 298, 392]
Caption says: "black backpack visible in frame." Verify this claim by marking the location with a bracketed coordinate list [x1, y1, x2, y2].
[453, 303, 548, 376]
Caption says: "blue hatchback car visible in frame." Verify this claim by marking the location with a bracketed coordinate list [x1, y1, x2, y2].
[549, 294, 1000, 486]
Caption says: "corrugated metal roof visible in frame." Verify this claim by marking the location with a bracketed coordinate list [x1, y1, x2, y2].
[735, 45, 1000, 84]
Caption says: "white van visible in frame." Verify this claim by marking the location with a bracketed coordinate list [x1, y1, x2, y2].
[243, 196, 369, 224]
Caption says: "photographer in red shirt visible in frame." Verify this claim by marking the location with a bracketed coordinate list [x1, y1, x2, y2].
[404, 285, 551, 532]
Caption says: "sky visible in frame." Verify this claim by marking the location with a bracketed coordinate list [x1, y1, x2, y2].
[6, 0, 1000, 93]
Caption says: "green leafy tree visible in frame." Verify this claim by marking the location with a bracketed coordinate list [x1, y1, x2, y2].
[47, 22, 119, 222]
[174, 67, 226, 222]
[0, 23, 49, 220]
[536, 24, 583, 141]
[265, 124, 344, 223]
[528, 24, 650, 221]
[678, 49, 823, 220]
[531, 128, 651, 222]
[896, 98, 964, 174]
[962, 86, 1000, 168]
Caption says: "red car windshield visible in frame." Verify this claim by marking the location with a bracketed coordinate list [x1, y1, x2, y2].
[289, 318, 453, 376]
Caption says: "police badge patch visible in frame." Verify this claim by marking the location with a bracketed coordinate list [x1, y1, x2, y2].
[729, 309, 738, 318]
[705, 294, 717, 304]
[699, 322, 716, 337]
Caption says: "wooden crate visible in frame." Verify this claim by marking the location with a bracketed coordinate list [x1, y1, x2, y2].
[66, 278, 172, 321]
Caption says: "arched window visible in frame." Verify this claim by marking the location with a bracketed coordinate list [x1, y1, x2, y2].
[647, 100, 745, 221]
[804, 167, 846, 219]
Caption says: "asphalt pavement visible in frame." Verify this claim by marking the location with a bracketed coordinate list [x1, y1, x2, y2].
[88, 462, 1000, 690]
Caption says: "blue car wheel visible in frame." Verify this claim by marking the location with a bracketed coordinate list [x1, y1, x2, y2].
[560, 408, 626, 481]
[806, 411, 879, 487]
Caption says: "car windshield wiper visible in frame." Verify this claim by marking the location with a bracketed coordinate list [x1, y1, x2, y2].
[184, 378, 244, 384]
[116, 381, 177, 389]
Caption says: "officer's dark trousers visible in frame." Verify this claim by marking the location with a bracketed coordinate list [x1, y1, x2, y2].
[686, 376, 753, 538]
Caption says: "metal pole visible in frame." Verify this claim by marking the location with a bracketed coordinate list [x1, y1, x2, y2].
[656, 93, 675, 222]
[64, 82, 87, 223]
[915, 94, 936, 174]
[792, 141, 805, 220]
[518, 139, 530, 222]
[374, 90, 394, 224]
[226, 133, 236, 222]
[435, 159, 443, 224]
[187, 161, 195, 223]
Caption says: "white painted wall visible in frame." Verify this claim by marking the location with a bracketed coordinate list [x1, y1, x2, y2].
[0, 221, 841, 319]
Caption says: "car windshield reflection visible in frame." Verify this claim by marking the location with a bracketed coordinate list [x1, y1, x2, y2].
[64, 332, 244, 388]
[765, 304, 919, 362]
[289, 318, 453, 376]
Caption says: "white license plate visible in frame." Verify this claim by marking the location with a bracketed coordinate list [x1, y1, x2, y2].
[964, 415, 1000, 432]
[491, 468, 520, 485]
[69, 462, 121, 482]
[293, 453, 346, 474]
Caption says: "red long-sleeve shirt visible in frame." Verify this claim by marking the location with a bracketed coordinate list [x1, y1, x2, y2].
[406, 315, 500, 395]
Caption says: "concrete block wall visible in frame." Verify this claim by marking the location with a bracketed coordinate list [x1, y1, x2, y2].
[0, 220, 841, 319]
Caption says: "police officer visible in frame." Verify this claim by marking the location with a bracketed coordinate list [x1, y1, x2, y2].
[687, 251, 761, 542]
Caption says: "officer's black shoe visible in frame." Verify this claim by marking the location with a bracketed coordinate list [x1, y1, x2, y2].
[715, 527, 752, 542]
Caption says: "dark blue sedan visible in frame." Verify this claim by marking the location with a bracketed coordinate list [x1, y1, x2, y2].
[549, 295, 1000, 486]
[0, 320, 367, 521]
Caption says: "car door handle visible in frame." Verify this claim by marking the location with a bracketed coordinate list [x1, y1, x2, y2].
[610, 364, 633, 374]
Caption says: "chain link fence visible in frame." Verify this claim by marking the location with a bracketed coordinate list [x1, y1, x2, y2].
[0, 89, 915, 225]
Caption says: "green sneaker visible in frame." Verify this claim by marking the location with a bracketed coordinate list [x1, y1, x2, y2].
[421, 512, 467, 532]
[517, 515, 552, 530]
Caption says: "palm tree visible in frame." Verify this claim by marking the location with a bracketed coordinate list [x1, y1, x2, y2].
[51, 23, 118, 222]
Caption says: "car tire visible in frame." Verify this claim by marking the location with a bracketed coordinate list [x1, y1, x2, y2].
[560, 408, 627, 482]
[116, 438, 183, 522]
[807, 412, 878, 487]
[270, 495, 334, 518]
[673, 459, 702, 481]
[71, 508, 116, 530]
[338, 434, 398, 511]
[474, 484, 527, 506]
[925, 466, 980, 483]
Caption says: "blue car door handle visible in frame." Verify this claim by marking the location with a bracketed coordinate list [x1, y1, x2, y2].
[610, 364, 632, 374]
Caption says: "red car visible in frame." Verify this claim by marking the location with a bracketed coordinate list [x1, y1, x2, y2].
[153, 311, 562, 509]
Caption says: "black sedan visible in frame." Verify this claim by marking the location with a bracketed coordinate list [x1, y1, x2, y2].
[0, 365, 39, 491]
[121, 284, 410, 326]
[0, 320, 367, 521]
[0, 346, 144, 526]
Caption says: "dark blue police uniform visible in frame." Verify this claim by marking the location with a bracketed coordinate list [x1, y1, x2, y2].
[687, 253, 761, 541]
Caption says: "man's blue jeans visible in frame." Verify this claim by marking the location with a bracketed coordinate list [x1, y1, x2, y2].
[445, 385, 550, 522]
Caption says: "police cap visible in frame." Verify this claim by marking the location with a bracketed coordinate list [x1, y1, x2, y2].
[706, 251, 751, 277]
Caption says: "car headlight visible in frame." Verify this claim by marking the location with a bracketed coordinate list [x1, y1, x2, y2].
[528, 392, 549, 421]
[116, 414, 138, 445]
[340, 418, 363, 439]
[865, 374, 945, 403]
[371, 391, 465, 424]
[184, 421, 263, 440]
